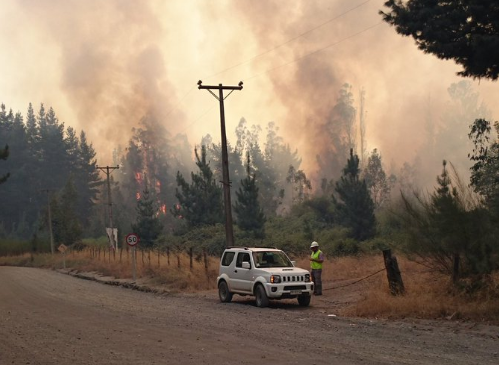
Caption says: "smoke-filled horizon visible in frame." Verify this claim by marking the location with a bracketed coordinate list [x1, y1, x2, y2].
[1, 0, 497, 190]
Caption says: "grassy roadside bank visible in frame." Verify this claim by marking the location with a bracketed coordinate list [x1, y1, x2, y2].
[1, 250, 498, 323]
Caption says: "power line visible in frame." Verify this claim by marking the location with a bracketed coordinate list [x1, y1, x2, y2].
[324, 267, 385, 291]
[179, 21, 383, 135]
[164, 85, 196, 119]
[178, 10, 382, 135]
[203, 0, 372, 81]
[244, 21, 384, 82]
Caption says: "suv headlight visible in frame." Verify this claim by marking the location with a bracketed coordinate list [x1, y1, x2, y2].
[270, 275, 281, 283]
[305, 274, 310, 282]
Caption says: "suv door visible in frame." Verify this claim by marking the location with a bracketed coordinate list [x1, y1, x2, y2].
[230, 252, 253, 293]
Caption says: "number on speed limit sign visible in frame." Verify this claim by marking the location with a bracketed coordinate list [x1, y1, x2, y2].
[126, 233, 139, 247]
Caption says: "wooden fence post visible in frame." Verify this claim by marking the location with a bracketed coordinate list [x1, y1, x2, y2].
[189, 247, 193, 271]
[382, 249, 405, 295]
[203, 248, 208, 272]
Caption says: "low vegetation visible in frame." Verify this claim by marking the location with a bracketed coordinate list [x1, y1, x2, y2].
[1, 247, 498, 323]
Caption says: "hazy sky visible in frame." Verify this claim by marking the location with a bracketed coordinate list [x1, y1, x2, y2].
[0, 0, 497, 184]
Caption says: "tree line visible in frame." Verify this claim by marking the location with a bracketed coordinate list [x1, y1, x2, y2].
[1, 0, 499, 288]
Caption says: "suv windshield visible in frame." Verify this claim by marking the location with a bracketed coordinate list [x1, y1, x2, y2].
[253, 251, 293, 268]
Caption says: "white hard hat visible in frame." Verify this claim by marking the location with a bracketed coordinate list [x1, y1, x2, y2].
[310, 241, 319, 248]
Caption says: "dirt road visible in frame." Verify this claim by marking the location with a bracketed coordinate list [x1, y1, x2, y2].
[0, 267, 497, 365]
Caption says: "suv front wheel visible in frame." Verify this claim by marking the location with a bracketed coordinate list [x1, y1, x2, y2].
[218, 281, 233, 303]
[297, 294, 311, 307]
[255, 284, 269, 308]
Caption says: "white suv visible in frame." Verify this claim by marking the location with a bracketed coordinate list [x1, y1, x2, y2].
[217, 247, 314, 307]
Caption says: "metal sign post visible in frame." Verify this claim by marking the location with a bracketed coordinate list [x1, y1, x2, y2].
[126, 234, 139, 282]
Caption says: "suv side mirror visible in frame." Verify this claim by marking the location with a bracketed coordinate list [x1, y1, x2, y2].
[242, 261, 251, 269]
[291, 260, 296, 266]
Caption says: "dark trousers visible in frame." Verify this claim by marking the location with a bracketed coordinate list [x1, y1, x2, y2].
[311, 269, 322, 295]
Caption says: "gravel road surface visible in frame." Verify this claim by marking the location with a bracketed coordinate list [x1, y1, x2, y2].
[0, 266, 497, 365]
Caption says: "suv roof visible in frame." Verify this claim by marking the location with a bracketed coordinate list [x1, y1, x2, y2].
[225, 247, 280, 252]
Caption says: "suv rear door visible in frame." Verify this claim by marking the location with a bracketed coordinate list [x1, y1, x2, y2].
[229, 252, 253, 293]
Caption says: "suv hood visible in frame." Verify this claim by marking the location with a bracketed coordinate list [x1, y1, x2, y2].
[262, 267, 309, 275]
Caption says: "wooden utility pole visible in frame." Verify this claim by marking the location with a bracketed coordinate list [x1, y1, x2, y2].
[96, 165, 119, 249]
[198, 80, 243, 248]
[41, 189, 55, 255]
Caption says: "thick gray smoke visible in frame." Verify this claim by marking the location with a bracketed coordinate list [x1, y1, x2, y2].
[1, 0, 497, 190]
[13, 0, 183, 161]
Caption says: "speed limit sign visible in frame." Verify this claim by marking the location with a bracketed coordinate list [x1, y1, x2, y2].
[125, 233, 139, 247]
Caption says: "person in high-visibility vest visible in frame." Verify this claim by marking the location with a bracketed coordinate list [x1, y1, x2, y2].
[309, 241, 324, 295]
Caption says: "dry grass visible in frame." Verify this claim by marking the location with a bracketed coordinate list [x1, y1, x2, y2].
[336, 256, 499, 323]
[1, 250, 498, 322]
[0, 248, 219, 293]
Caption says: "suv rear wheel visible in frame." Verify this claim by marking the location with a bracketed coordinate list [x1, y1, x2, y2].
[255, 284, 269, 308]
[218, 281, 233, 303]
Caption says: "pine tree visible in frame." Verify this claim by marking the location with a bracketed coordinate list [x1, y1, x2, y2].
[333, 149, 376, 241]
[74, 131, 101, 226]
[381, 0, 499, 80]
[53, 175, 82, 246]
[38, 106, 69, 191]
[468, 118, 499, 217]
[364, 149, 391, 209]
[234, 153, 266, 238]
[0, 145, 9, 184]
[132, 176, 163, 248]
[201, 135, 245, 210]
[173, 145, 224, 227]
[398, 160, 497, 282]
[0, 104, 12, 185]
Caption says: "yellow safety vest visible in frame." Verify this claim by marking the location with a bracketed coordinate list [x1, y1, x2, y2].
[310, 250, 323, 270]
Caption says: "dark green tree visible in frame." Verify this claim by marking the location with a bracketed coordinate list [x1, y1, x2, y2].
[73, 131, 101, 226]
[52, 176, 82, 246]
[201, 134, 245, 209]
[0, 104, 12, 185]
[0, 144, 9, 184]
[38, 106, 70, 191]
[468, 118, 499, 217]
[173, 146, 224, 227]
[333, 149, 376, 241]
[363, 148, 391, 209]
[234, 153, 266, 238]
[132, 177, 163, 248]
[398, 161, 497, 282]
[381, 0, 499, 80]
